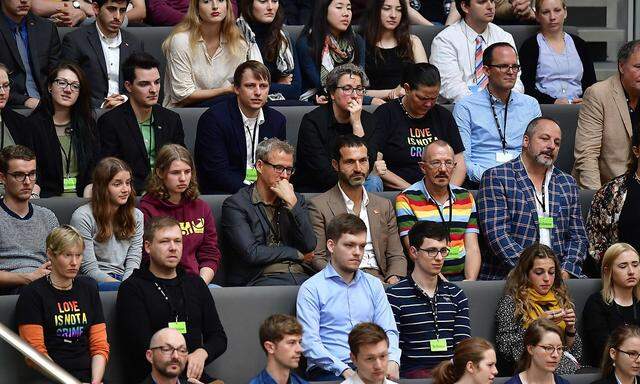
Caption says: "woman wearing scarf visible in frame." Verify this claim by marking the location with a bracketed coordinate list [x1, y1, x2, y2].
[236, 0, 302, 103]
[296, 0, 366, 104]
[495, 243, 583, 375]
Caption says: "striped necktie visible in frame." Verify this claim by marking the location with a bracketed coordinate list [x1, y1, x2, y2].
[475, 35, 488, 88]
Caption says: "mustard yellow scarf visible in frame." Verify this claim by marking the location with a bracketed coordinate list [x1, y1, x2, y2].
[524, 288, 567, 331]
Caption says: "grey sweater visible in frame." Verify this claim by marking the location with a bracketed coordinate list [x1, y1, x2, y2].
[0, 201, 59, 273]
[70, 203, 144, 281]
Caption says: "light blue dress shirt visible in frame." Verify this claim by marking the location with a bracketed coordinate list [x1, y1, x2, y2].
[535, 33, 583, 100]
[296, 263, 401, 376]
[453, 88, 541, 182]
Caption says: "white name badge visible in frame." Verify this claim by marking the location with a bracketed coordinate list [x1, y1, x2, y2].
[495, 151, 515, 163]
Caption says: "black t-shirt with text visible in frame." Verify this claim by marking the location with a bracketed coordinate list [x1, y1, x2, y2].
[15, 276, 104, 379]
[374, 99, 464, 185]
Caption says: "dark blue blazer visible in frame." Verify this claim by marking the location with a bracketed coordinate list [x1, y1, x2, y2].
[195, 96, 287, 194]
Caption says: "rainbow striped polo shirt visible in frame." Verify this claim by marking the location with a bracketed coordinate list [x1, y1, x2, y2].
[395, 180, 479, 279]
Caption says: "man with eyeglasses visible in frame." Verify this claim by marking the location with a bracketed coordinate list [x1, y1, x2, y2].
[0, 145, 58, 295]
[374, 63, 466, 190]
[395, 140, 481, 281]
[295, 63, 382, 193]
[478, 116, 587, 280]
[308, 134, 406, 285]
[430, 0, 523, 103]
[117, 216, 227, 383]
[195, 60, 286, 194]
[454, 42, 541, 189]
[386, 221, 471, 379]
[142, 328, 196, 384]
[221, 138, 316, 286]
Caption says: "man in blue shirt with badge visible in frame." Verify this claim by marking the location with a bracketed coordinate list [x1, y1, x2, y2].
[453, 42, 541, 189]
[296, 213, 400, 382]
[477, 116, 588, 280]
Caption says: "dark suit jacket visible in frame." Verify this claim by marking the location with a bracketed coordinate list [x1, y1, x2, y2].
[26, 106, 99, 197]
[0, 11, 60, 107]
[1, 107, 33, 148]
[194, 96, 287, 194]
[61, 23, 144, 108]
[308, 184, 407, 280]
[220, 184, 317, 286]
[98, 101, 185, 192]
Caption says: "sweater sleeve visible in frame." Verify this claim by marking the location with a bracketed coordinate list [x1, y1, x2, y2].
[123, 210, 144, 280]
[196, 203, 222, 273]
[71, 206, 112, 282]
[495, 295, 524, 365]
[19, 324, 48, 356]
[199, 282, 227, 364]
[89, 323, 110, 362]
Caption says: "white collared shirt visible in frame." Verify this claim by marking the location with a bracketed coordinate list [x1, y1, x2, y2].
[337, 183, 378, 270]
[341, 374, 397, 384]
[524, 162, 554, 247]
[240, 107, 265, 181]
[95, 22, 122, 97]
[430, 19, 524, 102]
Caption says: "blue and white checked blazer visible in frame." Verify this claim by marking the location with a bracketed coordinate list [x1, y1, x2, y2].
[477, 157, 588, 279]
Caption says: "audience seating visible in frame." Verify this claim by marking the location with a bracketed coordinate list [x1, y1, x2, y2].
[0, 280, 602, 383]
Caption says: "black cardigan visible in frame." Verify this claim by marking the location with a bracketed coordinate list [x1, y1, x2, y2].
[582, 291, 640, 367]
[519, 33, 597, 104]
[26, 106, 98, 198]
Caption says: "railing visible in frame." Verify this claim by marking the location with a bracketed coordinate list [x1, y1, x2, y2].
[0, 322, 80, 384]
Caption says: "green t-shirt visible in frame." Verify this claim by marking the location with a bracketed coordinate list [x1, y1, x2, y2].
[139, 116, 156, 168]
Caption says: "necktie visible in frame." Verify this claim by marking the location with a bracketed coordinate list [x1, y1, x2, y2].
[475, 35, 488, 89]
[13, 26, 40, 99]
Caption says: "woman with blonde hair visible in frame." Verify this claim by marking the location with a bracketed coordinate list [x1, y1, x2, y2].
[141, 144, 221, 284]
[496, 243, 583, 374]
[432, 338, 498, 384]
[505, 318, 571, 384]
[592, 325, 640, 384]
[70, 157, 144, 283]
[16, 225, 109, 383]
[583, 243, 640, 367]
[162, 0, 262, 107]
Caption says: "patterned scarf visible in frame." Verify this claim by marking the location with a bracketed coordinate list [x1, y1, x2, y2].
[524, 287, 567, 331]
[320, 34, 355, 86]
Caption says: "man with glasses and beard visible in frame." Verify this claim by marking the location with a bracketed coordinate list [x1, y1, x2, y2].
[308, 135, 406, 284]
[478, 116, 588, 280]
[396, 139, 481, 281]
[0, 145, 57, 294]
[142, 328, 204, 384]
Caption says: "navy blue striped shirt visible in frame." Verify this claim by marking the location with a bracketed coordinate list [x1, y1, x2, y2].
[386, 276, 471, 374]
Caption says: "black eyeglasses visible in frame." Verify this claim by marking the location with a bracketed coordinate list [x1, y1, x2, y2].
[150, 345, 189, 356]
[0, 79, 11, 93]
[417, 247, 450, 258]
[262, 160, 295, 176]
[617, 348, 640, 361]
[53, 78, 81, 92]
[7, 171, 37, 182]
[486, 64, 521, 73]
[336, 85, 366, 96]
[536, 345, 565, 355]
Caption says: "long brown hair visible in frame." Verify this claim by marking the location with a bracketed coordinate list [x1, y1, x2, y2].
[601, 325, 640, 379]
[433, 338, 495, 384]
[517, 318, 563, 373]
[361, 0, 414, 62]
[240, 0, 286, 63]
[162, 0, 245, 57]
[91, 157, 137, 242]
[145, 144, 200, 201]
[505, 243, 574, 323]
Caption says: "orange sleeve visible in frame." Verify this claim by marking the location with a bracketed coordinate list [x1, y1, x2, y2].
[89, 323, 110, 362]
[19, 324, 48, 356]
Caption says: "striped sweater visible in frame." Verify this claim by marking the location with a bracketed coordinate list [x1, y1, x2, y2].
[395, 181, 478, 278]
[386, 276, 471, 374]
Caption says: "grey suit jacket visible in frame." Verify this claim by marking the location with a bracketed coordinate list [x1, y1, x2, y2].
[61, 22, 144, 108]
[308, 184, 407, 280]
[573, 74, 634, 190]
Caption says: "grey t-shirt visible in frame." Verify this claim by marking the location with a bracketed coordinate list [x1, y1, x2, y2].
[0, 200, 59, 273]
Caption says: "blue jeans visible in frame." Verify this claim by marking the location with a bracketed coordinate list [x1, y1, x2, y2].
[364, 175, 383, 192]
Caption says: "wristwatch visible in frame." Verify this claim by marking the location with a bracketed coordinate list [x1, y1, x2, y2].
[72, 1, 81, 9]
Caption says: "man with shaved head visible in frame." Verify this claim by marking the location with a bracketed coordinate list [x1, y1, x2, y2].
[478, 116, 588, 280]
[395, 139, 481, 281]
[142, 328, 192, 384]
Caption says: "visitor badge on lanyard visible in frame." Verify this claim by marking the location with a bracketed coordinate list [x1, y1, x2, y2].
[168, 321, 187, 334]
[63, 177, 77, 193]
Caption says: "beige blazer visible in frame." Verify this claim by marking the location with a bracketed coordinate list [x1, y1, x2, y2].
[308, 185, 407, 280]
[573, 75, 634, 190]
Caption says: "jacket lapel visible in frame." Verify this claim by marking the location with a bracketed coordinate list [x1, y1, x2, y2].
[229, 98, 248, 163]
[25, 15, 41, 87]
[612, 75, 634, 138]
[513, 158, 540, 227]
[366, 197, 384, 269]
[118, 32, 132, 90]
[0, 13, 23, 71]
[326, 185, 348, 217]
[87, 25, 108, 80]
[546, 170, 561, 247]
[123, 102, 149, 161]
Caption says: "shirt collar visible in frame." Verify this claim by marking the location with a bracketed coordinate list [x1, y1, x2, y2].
[485, 87, 514, 105]
[520, 155, 555, 183]
[324, 261, 363, 283]
[95, 21, 122, 47]
[240, 106, 265, 128]
[337, 182, 369, 211]
[615, 373, 637, 384]
[461, 19, 490, 42]
[419, 180, 457, 205]
[2, 13, 26, 32]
